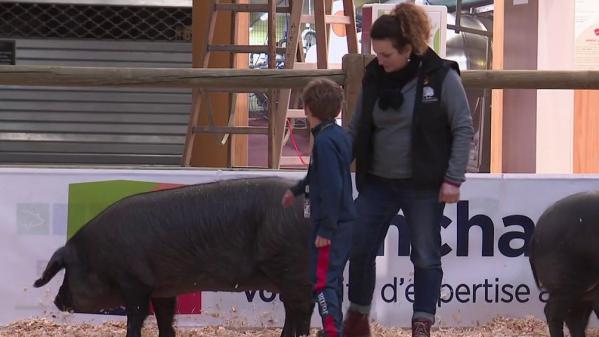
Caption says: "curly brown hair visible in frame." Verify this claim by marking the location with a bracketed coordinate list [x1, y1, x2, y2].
[370, 3, 431, 55]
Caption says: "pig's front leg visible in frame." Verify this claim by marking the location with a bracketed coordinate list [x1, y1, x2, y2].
[123, 287, 151, 337]
[152, 297, 177, 337]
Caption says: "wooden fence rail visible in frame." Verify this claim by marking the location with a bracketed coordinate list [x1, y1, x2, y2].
[0, 65, 344, 89]
[1, 62, 599, 89]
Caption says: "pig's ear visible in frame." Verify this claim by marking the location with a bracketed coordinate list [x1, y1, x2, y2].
[34, 247, 66, 288]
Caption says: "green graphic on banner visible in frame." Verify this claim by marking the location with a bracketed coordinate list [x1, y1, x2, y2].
[67, 180, 157, 240]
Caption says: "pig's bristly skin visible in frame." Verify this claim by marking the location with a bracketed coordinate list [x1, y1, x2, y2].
[529, 191, 599, 337]
[34, 176, 314, 337]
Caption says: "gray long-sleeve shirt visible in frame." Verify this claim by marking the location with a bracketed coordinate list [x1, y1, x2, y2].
[348, 69, 473, 184]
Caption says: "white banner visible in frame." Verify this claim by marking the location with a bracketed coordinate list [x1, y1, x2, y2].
[1, 168, 599, 328]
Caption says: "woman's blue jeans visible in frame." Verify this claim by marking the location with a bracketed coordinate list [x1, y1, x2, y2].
[348, 175, 445, 322]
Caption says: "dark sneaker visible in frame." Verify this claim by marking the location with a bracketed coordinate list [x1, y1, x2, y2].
[411, 319, 432, 337]
[342, 309, 370, 337]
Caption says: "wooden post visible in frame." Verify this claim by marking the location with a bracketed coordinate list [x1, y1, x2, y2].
[190, 0, 232, 167]
[490, 0, 504, 173]
[314, 0, 329, 69]
[231, 0, 249, 167]
[574, 90, 599, 172]
[341, 54, 372, 126]
[490, 0, 505, 173]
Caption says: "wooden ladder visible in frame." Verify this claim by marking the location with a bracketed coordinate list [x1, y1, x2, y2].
[182, 0, 302, 168]
[182, 0, 357, 169]
[277, 0, 358, 168]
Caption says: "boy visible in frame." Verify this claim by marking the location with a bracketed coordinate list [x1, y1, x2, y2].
[281, 78, 356, 337]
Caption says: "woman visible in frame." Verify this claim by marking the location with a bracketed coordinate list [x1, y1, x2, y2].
[343, 3, 473, 337]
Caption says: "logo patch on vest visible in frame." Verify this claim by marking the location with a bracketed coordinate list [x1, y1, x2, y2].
[422, 86, 438, 103]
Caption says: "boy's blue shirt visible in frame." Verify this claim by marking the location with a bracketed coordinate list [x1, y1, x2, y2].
[291, 121, 357, 239]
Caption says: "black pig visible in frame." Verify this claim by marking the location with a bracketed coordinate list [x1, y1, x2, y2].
[34, 176, 313, 337]
[529, 191, 599, 337]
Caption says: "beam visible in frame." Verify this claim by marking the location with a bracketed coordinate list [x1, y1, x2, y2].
[2, 65, 599, 89]
[0, 66, 344, 88]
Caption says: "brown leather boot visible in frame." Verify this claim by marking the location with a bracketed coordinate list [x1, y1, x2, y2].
[411, 319, 432, 337]
[342, 309, 370, 337]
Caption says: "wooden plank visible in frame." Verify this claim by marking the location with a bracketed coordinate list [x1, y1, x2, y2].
[292, 62, 318, 70]
[280, 155, 310, 166]
[231, 0, 250, 167]
[293, 62, 342, 69]
[185, 0, 232, 167]
[574, 90, 599, 173]
[185, 0, 213, 166]
[214, 3, 290, 12]
[201, 0, 217, 68]
[208, 45, 286, 54]
[342, 54, 367, 128]
[491, 0, 504, 173]
[286, 108, 305, 118]
[266, 0, 279, 168]
[313, 0, 329, 69]
[300, 14, 351, 24]
[267, 0, 277, 69]
[343, 0, 359, 53]
[462, 71, 599, 89]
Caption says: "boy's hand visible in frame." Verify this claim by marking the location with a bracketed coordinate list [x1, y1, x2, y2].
[281, 189, 295, 208]
[315, 235, 331, 248]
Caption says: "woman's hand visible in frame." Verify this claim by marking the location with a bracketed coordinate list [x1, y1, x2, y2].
[438, 182, 460, 203]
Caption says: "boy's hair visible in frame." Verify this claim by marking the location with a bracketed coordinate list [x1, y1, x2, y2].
[302, 78, 343, 122]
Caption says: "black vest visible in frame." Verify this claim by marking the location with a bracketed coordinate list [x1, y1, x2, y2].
[354, 48, 460, 191]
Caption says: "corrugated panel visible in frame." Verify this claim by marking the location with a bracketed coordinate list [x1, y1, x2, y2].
[0, 0, 192, 7]
[0, 38, 192, 165]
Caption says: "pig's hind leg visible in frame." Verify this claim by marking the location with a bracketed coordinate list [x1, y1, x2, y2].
[152, 297, 177, 337]
[280, 296, 314, 337]
[565, 302, 593, 337]
[261, 262, 312, 337]
[545, 293, 582, 337]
